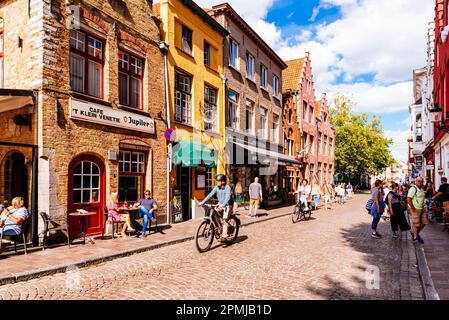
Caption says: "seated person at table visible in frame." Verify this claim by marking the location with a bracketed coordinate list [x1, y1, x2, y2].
[0, 197, 28, 252]
[138, 190, 157, 238]
[108, 192, 135, 236]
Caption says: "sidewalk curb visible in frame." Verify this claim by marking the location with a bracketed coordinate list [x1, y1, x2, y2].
[414, 244, 440, 300]
[0, 208, 293, 286]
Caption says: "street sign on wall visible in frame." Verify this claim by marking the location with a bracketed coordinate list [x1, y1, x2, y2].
[70, 98, 155, 134]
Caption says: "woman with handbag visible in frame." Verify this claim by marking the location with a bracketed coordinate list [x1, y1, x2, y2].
[370, 180, 385, 239]
[386, 182, 410, 238]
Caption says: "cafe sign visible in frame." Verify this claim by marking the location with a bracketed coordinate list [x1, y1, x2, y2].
[70, 98, 155, 134]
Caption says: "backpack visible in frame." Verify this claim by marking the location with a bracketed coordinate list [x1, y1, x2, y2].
[365, 198, 374, 212]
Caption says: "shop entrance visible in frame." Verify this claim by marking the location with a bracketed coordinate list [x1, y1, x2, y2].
[68, 154, 105, 238]
[3, 152, 28, 207]
[176, 166, 191, 222]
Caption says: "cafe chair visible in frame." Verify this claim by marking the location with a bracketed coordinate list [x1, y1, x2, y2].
[0, 216, 31, 255]
[39, 211, 70, 250]
[102, 206, 121, 240]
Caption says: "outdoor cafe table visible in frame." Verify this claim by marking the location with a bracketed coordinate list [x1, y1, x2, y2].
[68, 211, 96, 244]
[123, 207, 140, 232]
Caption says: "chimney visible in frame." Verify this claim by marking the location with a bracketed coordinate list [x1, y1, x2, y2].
[322, 93, 327, 101]
[305, 51, 310, 58]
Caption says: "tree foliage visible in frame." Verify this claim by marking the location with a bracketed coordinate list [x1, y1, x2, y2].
[330, 94, 394, 176]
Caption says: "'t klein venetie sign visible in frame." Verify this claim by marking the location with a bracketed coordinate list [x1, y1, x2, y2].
[70, 98, 155, 134]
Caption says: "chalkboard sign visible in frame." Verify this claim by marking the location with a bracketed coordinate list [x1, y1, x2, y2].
[172, 190, 183, 223]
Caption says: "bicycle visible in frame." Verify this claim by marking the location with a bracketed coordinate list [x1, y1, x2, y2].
[292, 200, 312, 223]
[195, 204, 241, 253]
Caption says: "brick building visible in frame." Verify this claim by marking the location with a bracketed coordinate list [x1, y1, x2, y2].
[282, 53, 334, 189]
[0, 0, 167, 243]
[207, 3, 296, 205]
[432, 0, 449, 184]
[282, 58, 304, 193]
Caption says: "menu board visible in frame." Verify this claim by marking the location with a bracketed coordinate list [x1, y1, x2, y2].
[172, 190, 183, 223]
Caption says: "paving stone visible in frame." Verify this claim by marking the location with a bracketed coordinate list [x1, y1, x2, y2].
[0, 195, 426, 300]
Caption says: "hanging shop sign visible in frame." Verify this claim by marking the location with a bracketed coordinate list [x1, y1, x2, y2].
[70, 98, 155, 134]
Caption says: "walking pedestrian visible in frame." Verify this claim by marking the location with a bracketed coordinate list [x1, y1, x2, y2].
[322, 180, 334, 210]
[248, 177, 263, 218]
[424, 181, 436, 223]
[382, 181, 390, 203]
[386, 182, 410, 238]
[311, 176, 321, 210]
[407, 177, 428, 244]
[346, 182, 353, 199]
[336, 183, 345, 205]
[370, 179, 385, 239]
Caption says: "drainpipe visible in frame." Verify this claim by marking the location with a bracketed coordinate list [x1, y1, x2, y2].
[221, 73, 227, 175]
[159, 41, 171, 225]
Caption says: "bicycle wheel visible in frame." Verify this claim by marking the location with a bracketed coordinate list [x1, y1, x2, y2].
[304, 208, 312, 220]
[225, 216, 240, 244]
[195, 220, 215, 253]
[292, 204, 301, 223]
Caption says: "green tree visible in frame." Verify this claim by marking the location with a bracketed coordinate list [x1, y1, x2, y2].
[330, 94, 394, 183]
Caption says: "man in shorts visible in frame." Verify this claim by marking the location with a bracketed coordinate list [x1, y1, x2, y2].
[407, 177, 428, 244]
[248, 177, 263, 218]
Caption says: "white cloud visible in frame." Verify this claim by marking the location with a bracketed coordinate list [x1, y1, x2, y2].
[195, 0, 432, 162]
[315, 0, 432, 83]
[195, 0, 280, 47]
[384, 130, 410, 162]
[325, 81, 413, 114]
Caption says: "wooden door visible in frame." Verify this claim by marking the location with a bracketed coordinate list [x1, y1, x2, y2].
[68, 155, 105, 238]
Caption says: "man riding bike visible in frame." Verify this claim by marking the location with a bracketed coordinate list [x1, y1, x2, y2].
[199, 174, 234, 243]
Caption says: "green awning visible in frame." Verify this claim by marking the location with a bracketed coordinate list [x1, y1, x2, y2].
[172, 140, 216, 168]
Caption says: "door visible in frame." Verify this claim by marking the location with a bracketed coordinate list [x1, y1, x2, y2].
[4, 152, 28, 207]
[68, 155, 105, 238]
[177, 166, 191, 221]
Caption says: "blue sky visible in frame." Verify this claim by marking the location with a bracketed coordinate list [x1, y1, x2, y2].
[197, 0, 433, 161]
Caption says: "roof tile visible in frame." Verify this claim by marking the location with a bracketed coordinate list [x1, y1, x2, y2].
[282, 58, 305, 92]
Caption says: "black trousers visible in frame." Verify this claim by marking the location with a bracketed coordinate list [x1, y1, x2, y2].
[391, 209, 411, 232]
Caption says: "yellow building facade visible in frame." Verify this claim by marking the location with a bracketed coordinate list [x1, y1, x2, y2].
[154, 0, 228, 221]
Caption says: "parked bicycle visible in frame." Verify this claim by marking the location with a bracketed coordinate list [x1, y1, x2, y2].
[195, 204, 241, 253]
[292, 200, 312, 223]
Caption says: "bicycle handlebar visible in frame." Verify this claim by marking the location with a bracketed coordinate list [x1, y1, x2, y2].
[201, 204, 220, 209]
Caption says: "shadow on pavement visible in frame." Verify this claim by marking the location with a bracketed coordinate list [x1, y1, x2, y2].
[305, 221, 410, 300]
[206, 235, 249, 252]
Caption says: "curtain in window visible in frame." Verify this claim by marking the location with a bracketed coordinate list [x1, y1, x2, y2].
[88, 60, 101, 97]
[130, 77, 141, 108]
[70, 53, 85, 92]
[119, 72, 129, 105]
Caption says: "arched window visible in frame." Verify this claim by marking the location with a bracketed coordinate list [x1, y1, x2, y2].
[72, 161, 101, 204]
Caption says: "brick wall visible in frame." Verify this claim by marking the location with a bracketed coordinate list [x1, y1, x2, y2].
[37, 0, 166, 221]
[1, 0, 167, 239]
[212, 9, 284, 147]
[0, 0, 44, 89]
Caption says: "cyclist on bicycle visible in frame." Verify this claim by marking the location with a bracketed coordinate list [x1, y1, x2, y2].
[294, 179, 311, 211]
[199, 174, 234, 243]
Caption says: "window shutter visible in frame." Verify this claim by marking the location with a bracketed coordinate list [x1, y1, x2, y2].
[174, 20, 182, 50]
[212, 46, 218, 71]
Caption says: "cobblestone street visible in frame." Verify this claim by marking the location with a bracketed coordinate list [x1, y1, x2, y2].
[0, 195, 424, 300]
